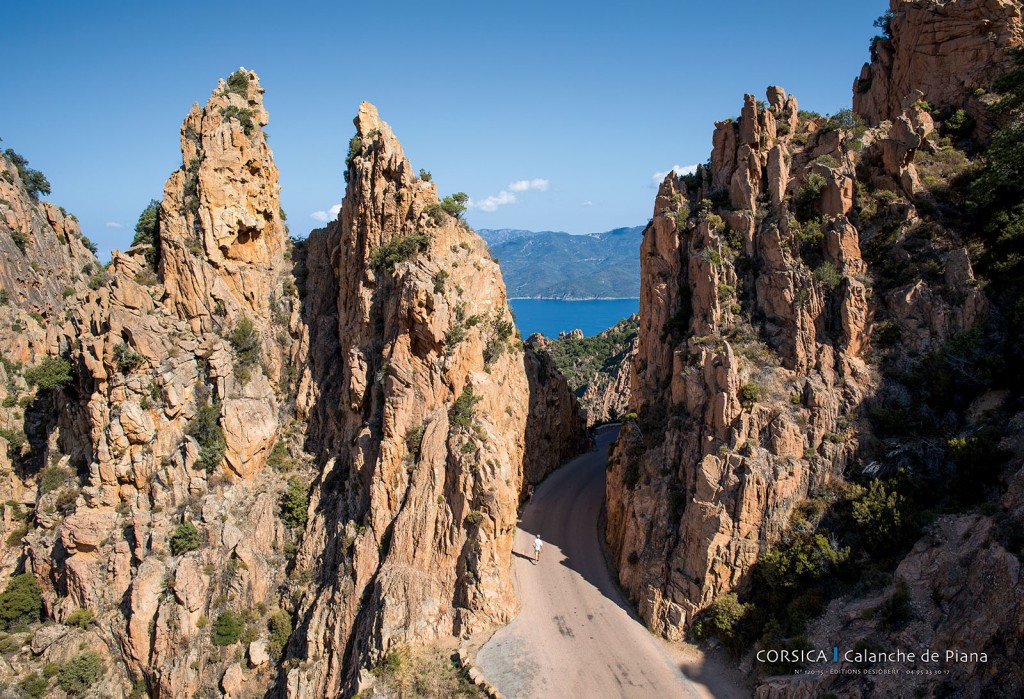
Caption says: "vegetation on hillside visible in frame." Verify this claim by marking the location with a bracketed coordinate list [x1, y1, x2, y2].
[481, 227, 643, 299]
[3, 149, 50, 199]
[131, 199, 161, 269]
[545, 316, 638, 421]
[360, 646, 484, 698]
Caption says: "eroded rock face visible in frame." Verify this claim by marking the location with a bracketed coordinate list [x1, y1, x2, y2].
[286, 103, 582, 696]
[606, 87, 866, 639]
[854, 0, 1023, 134]
[0, 73, 584, 698]
[605, 85, 988, 642]
[160, 70, 287, 331]
[3, 70, 302, 698]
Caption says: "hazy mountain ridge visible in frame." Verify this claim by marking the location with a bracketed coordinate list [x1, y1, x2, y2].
[479, 226, 642, 299]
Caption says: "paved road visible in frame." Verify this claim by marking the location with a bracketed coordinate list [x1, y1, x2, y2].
[476, 427, 703, 699]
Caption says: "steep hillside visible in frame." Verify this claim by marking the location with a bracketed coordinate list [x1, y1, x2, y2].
[607, 2, 1024, 697]
[480, 226, 642, 299]
[540, 315, 638, 425]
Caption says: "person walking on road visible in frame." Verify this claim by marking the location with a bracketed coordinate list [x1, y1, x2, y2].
[533, 535, 543, 563]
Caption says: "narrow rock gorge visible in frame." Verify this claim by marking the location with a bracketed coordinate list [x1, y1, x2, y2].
[0, 74, 582, 698]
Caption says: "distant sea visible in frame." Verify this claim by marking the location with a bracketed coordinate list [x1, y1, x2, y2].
[509, 298, 639, 338]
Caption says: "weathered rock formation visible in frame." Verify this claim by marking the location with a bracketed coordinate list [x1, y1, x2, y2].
[0, 70, 299, 698]
[0, 76, 585, 699]
[279, 103, 583, 696]
[854, 0, 1023, 133]
[605, 84, 986, 641]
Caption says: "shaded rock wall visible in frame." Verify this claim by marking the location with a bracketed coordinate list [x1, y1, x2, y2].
[854, 0, 1023, 134]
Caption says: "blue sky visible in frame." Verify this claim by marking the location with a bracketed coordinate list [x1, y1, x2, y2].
[4, 1, 884, 259]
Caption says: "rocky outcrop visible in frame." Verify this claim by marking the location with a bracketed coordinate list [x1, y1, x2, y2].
[605, 80, 994, 644]
[854, 0, 1023, 133]
[0, 70, 304, 699]
[758, 412, 1024, 699]
[607, 87, 874, 638]
[285, 103, 580, 697]
[159, 70, 287, 331]
[523, 343, 588, 485]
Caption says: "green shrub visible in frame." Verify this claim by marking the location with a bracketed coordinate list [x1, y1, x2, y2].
[439, 193, 469, 219]
[281, 477, 308, 528]
[814, 154, 840, 169]
[369, 233, 431, 273]
[813, 261, 843, 291]
[113, 343, 146, 374]
[212, 611, 243, 646]
[796, 173, 827, 221]
[56, 652, 103, 695]
[224, 70, 249, 97]
[169, 521, 201, 556]
[267, 440, 294, 472]
[406, 423, 426, 458]
[3, 149, 50, 200]
[267, 609, 292, 656]
[130, 199, 161, 269]
[418, 169, 432, 182]
[10, 231, 28, 253]
[344, 136, 363, 181]
[0, 574, 42, 630]
[88, 271, 108, 290]
[25, 356, 72, 390]
[463, 511, 485, 527]
[80, 236, 97, 255]
[228, 317, 261, 383]
[944, 109, 975, 138]
[39, 465, 71, 494]
[186, 399, 226, 472]
[65, 608, 94, 629]
[19, 672, 47, 698]
[739, 382, 763, 404]
[1, 395, 15, 408]
[425, 192, 468, 220]
[849, 481, 909, 558]
[432, 269, 449, 293]
[691, 593, 746, 649]
[220, 106, 255, 136]
[450, 385, 481, 430]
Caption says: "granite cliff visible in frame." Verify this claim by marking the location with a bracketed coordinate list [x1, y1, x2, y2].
[607, 2, 1024, 696]
[0, 74, 583, 698]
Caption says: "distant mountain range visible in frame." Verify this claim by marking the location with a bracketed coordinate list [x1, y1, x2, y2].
[478, 226, 643, 299]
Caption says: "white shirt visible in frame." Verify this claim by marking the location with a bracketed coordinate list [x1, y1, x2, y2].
[533, 537, 543, 551]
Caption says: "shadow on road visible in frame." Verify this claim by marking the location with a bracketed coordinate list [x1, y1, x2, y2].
[515, 425, 641, 620]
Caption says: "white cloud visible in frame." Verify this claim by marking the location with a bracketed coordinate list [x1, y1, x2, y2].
[472, 191, 517, 213]
[105, 221, 124, 229]
[507, 178, 549, 193]
[581, 201, 593, 207]
[651, 164, 699, 186]
[470, 178, 549, 213]
[310, 204, 341, 222]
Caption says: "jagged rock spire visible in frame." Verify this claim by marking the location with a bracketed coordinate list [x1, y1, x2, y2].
[159, 68, 286, 331]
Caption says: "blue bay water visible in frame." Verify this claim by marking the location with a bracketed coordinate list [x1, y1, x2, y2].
[509, 298, 639, 338]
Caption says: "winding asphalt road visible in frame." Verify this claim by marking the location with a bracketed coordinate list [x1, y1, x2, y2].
[476, 426, 704, 698]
